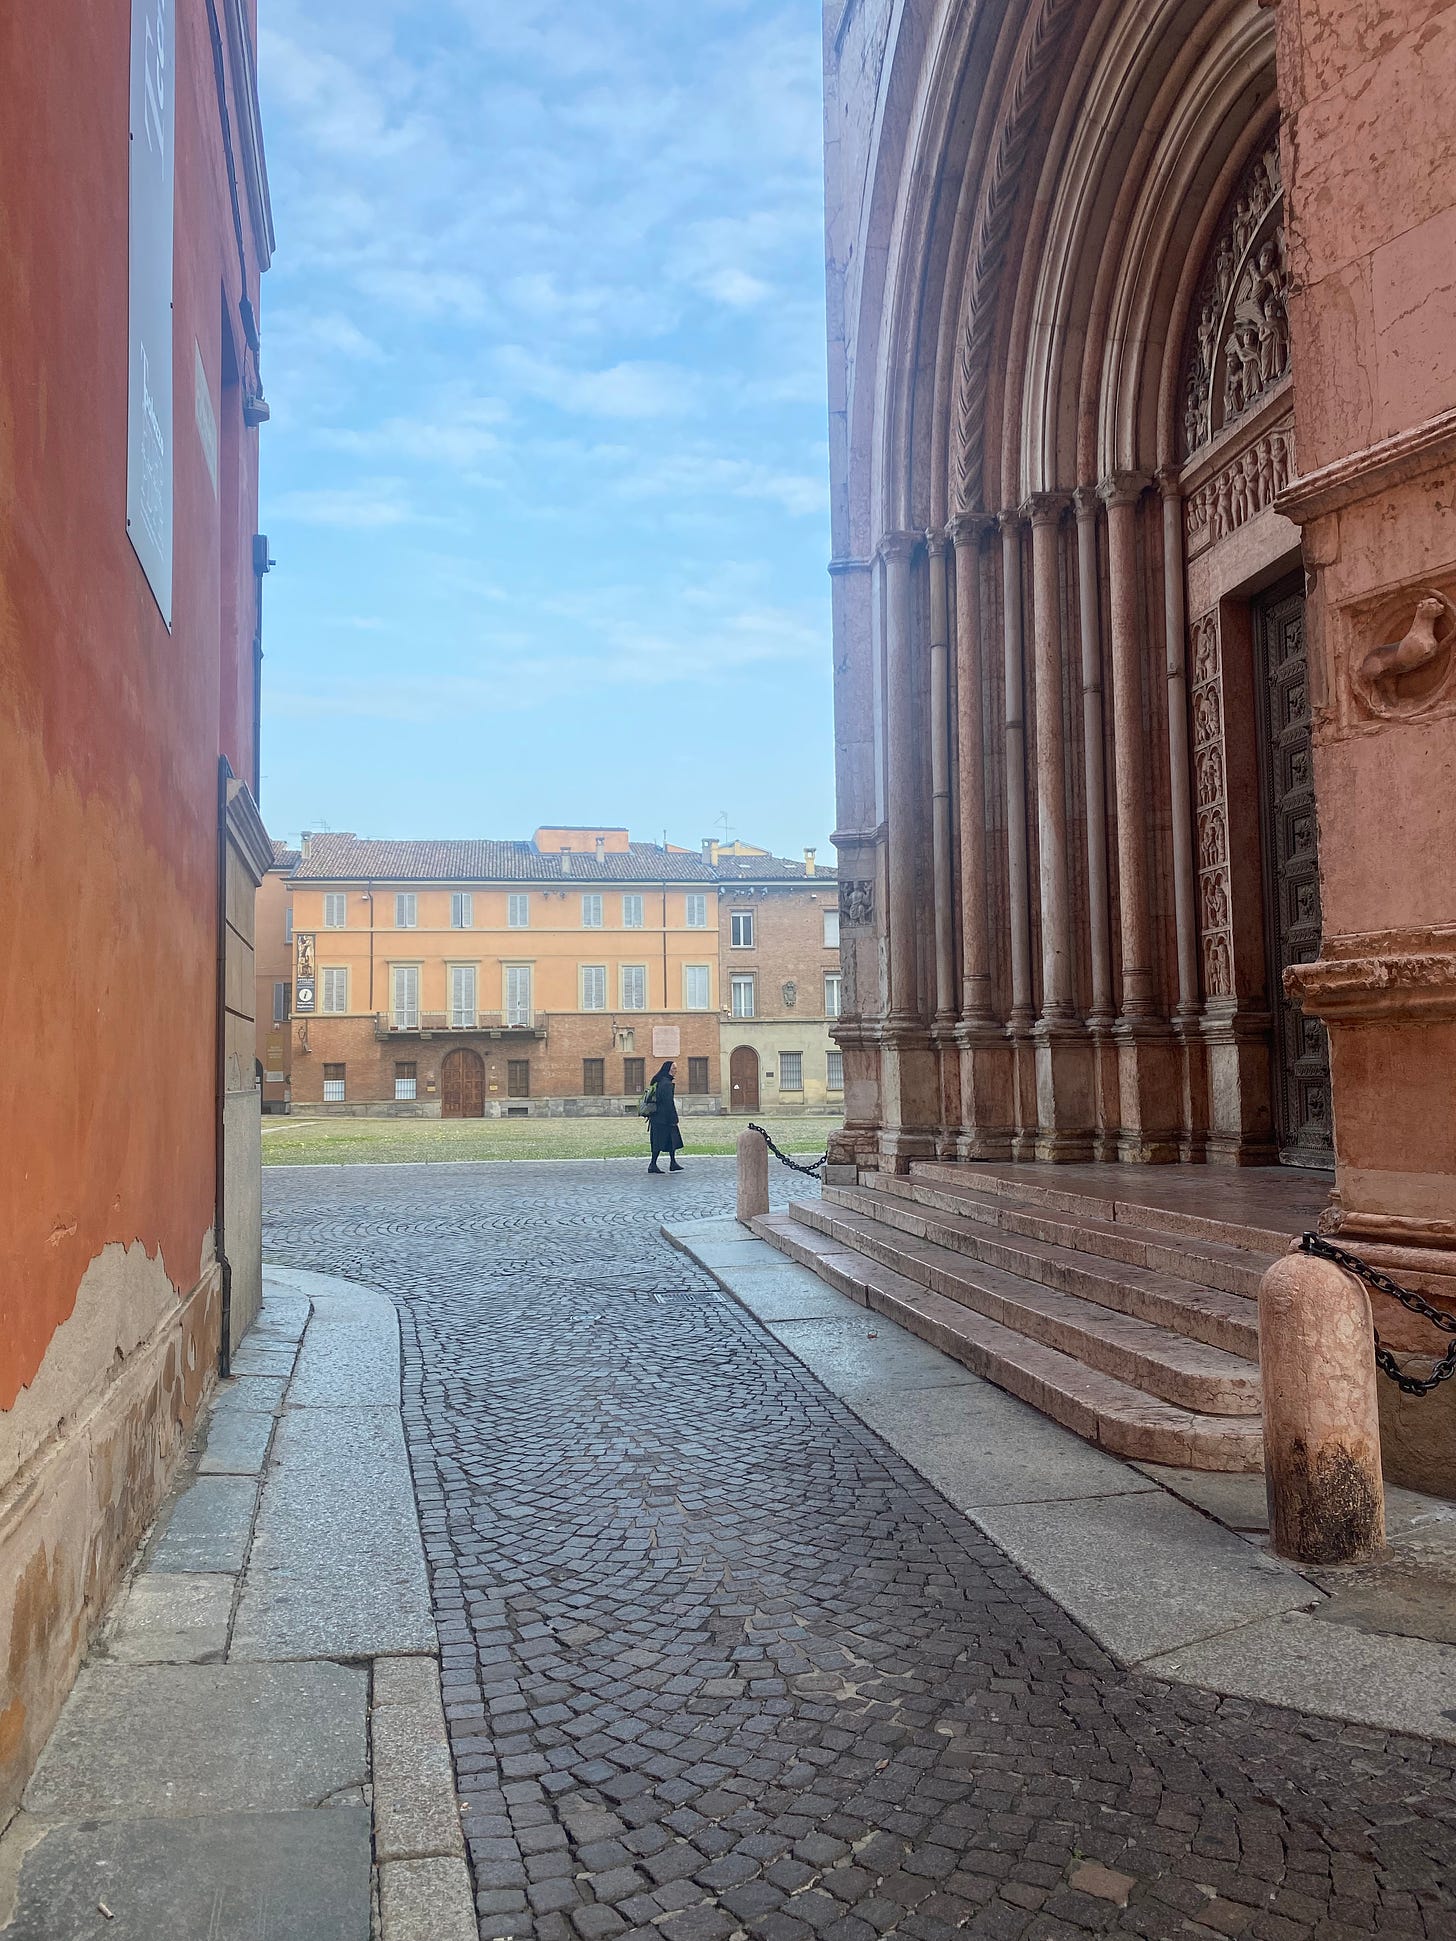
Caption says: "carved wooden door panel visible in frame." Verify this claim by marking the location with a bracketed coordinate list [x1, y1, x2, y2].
[1254, 581, 1333, 1167]
[442, 1047, 485, 1119]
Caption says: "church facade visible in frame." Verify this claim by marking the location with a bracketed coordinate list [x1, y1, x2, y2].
[820, 0, 1456, 1482]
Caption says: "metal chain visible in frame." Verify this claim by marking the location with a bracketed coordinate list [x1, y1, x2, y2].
[1299, 1232, 1456, 1396]
[747, 1122, 828, 1178]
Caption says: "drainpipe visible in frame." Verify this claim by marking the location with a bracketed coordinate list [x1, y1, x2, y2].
[215, 757, 234, 1379]
[661, 880, 669, 1014]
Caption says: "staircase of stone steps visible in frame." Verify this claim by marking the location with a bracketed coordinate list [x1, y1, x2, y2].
[750, 1163, 1286, 1473]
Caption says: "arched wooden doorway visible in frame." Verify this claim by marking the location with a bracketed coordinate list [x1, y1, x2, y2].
[441, 1047, 485, 1119]
[729, 1046, 759, 1113]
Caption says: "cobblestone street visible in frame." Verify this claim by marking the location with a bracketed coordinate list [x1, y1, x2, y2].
[263, 1161, 1456, 1941]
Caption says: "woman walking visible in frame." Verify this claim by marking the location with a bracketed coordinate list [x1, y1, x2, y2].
[644, 1060, 684, 1174]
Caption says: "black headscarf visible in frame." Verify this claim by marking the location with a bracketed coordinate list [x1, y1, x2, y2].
[650, 1061, 675, 1086]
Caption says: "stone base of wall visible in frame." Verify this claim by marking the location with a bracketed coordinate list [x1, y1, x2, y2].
[0, 1262, 219, 1822]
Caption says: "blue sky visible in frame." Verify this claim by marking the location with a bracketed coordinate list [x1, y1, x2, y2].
[256, 0, 833, 861]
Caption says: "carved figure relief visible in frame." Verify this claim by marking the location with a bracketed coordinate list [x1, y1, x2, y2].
[781, 980, 797, 1009]
[1185, 420, 1294, 555]
[1351, 590, 1456, 720]
[1182, 142, 1289, 458]
[839, 880, 874, 926]
[1190, 614, 1235, 1000]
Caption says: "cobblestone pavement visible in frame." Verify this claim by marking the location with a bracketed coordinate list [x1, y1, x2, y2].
[263, 1160, 1456, 1940]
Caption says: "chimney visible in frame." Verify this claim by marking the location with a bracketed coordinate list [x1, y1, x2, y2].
[804, 847, 816, 876]
[595, 835, 606, 861]
[560, 848, 571, 876]
[301, 831, 314, 857]
[708, 839, 720, 869]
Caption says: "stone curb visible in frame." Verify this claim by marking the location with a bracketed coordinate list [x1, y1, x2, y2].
[664, 1217, 1456, 1746]
[371, 1656, 475, 1941]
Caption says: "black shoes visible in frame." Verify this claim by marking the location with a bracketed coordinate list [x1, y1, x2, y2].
[669, 1161, 684, 1172]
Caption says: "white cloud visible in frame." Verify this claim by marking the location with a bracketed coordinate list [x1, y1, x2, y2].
[271, 480, 419, 529]
[497, 349, 699, 420]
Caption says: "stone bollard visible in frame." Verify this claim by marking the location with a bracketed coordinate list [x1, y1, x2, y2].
[736, 1128, 770, 1226]
[1258, 1248, 1386, 1566]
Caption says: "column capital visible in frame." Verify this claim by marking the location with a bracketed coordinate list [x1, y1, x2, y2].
[996, 505, 1024, 535]
[1098, 470, 1150, 509]
[923, 525, 952, 560]
[1022, 490, 1071, 528]
[948, 509, 997, 549]
[876, 529, 920, 564]
[1071, 483, 1101, 522]
[1154, 464, 1183, 501]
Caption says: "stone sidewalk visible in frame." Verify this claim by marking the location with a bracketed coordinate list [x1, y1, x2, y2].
[665, 1215, 1456, 1744]
[0, 1268, 472, 1941]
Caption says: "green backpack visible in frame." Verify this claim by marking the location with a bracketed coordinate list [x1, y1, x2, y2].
[637, 1083, 658, 1118]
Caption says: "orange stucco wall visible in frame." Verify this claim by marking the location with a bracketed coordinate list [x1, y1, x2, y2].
[0, 0, 263, 1410]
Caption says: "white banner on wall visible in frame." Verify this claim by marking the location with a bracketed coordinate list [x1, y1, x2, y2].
[127, 0, 176, 625]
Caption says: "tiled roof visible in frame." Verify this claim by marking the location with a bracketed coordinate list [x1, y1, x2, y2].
[271, 841, 302, 869]
[284, 834, 835, 886]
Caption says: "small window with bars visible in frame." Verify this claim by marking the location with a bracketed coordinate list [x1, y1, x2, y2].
[826, 1050, 844, 1092]
[581, 893, 603, 928]
[683, 964, 711, 1010]
[620, 964, 646, 1010]
[778, 1051, 803, 1091]
[508, 1059, 531, 1099]
[323, 893, 347, 928]
[508, 893, 530, 928]
[731, 910, 755, 948]
[622, 894, 644, 929]
[685, 893, 708, 929]
[395, 892, 417, 928]
[687, 1056, 709, 1094]
[451, 892, 474, 929]
[581, 964, 607, 1011]
[323, 1064, 346, 1103]
[321, 967, 348, 1014]
[582, 1058, 605, 1097]
[394, 1061, 417, 1101]
[624, 1056, 645, 1097]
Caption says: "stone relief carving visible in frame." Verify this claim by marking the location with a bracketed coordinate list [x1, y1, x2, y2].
[839, 880, 874, 926]
[781, 980, 797, 1008]
[1190, 613, 1234, 1000]
[1185, 421, 1294, 555]
[1183, 142, 1288, 458]
[1351, 590, 1456, 720]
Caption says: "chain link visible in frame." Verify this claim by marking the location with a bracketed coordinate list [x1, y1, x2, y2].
[1298, 1232, 1456, 1396]
[747, 1123, 828, 1178]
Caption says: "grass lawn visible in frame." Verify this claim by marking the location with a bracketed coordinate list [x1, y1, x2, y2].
[261, 1111, 842, 1166]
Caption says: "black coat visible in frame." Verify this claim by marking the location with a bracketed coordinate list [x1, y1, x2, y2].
[648, 1074, 684, 1155]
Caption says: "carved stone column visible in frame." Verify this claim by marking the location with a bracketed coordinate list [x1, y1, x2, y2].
[1027, 494, 1093, 1159]
[999, 509, 1038, 1158]
[950, 512, 1012, 1158]
[1101, 473, 1180, 1161]
[926, 529, 961, 1156]
[877, 529, 939, 1169]
[1073, 486, 1120, 1159]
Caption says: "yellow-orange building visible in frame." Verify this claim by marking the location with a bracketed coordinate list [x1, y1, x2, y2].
[286, 828, 726, 1115]
[255, 841, 299, 1112]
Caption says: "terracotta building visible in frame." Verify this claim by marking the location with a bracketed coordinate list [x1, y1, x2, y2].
[753, 0, 1456, 1490]
[0, 0, 273, 1815]
[256, 841, 300, 1112]
[713, 845, 845, 1114]
[286, 830, 726, 1116]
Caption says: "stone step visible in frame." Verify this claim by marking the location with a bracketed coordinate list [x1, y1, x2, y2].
[867, 1170, 1272, 1302]
[749, 1213, 1264, 1472]
[837, 1179, 1262, 1357]
[794, 1199, 1261, 1416]
[909, 1161, 1300, 1257]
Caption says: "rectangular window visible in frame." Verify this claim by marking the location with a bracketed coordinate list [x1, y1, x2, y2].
[581, 893, 603, 928]
[685, 893, 708, 929]
[620, 964, 646, 1011]
[449, 965, 477, 1029]
[395, 893, 417, 928]
[508, 893, 530, 928]
[451, 892, 474, 929]
[826, 1050, 844, 1092]
[622, 894, 644, 929]
[321, 967, 348, 1014]
[505, 966, 532, 1025]
[394, 1061, 417, 1102]
[683, 964, 711, 1011]
[508, 1059, 531, 1099]
[687, 1056, 709, 1094]
[779, 1052, 803, 1092]
[391, 965, 420, 1028]
[624, 1056, 645, 1097]
[731, 973, 755, 1018]
[323, 893, 346, 929]
[272, 980, 291, 1023]
[823, 908, 841, 949]
[285, 904, 294, 943]
[731, 910, 755, 948]
[824, 972, 842, 1018]
[580, 964, 607, 1011]
[582, 1058, 605, 1097]
[323, 1063, 346, 1103]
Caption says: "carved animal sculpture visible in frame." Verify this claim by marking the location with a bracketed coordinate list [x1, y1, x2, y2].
[1359, 595, 1447, 696]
